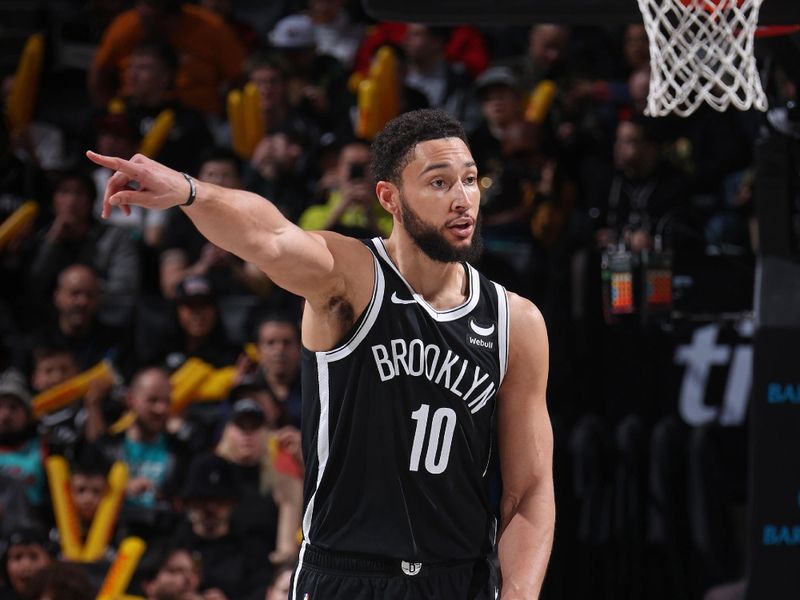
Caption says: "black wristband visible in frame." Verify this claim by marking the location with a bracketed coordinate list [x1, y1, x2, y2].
[180, 172, 196, 207]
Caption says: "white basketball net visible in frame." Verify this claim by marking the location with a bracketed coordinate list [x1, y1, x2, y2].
[637, 0, 768, 117]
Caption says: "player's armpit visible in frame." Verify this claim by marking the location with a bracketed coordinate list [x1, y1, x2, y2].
[292, 231, 377, 351]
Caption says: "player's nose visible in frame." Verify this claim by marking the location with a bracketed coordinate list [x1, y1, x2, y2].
[450, 180, 472, 212]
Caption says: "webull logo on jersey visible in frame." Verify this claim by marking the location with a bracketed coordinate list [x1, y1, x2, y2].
[371, 339, 496, 414]
[467, 318, 495, 350]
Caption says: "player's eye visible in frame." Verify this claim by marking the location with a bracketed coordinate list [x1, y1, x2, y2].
[464, 175, 477, 185]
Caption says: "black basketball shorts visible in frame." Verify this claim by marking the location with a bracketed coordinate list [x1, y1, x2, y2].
[289, 543, 499, 600]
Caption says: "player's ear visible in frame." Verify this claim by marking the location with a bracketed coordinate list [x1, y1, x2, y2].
[376, 181, 400, 218]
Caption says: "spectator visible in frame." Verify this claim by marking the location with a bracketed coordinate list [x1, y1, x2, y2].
[252, 315, 302, 429]
[244, 127, 315, 223]
[225, 378, 280, 431]
[215, 398, 302, 566]
[119, 40, 214, 175]
[30, 344, 112, 457]
[0, 528, 56, 600]
[21, 265, 134, 377]
[89, 0, 246, 116]
[67, 445, 112, 541]
[307, 0, 364, 68]
[298, 138, 392, 237]
[27, 172, 140, 307]
[0, 370, 46, 514]
[151, 276, 239, 369]
[98, 367, 189, 510]
[480, 120, 551, 236]
[137, 542, 201, 600]
[27, 561, 93, 600]
[516, 24, 571, 89]
[628, 68, 650, 116]
[247, 53, 293, 132]
[468, 66, 526, 177]
[591, 116, 690, 252]
[403, 24, 478, 127]
[267, 14, 350, 130]
[160, 149, 271, 299]
[623, 24, 650, 74]
[245, 53, 320, 139]
[174, 454, 271, 599]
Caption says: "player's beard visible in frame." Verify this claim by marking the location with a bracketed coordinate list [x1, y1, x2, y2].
[400, 197, 483, 263]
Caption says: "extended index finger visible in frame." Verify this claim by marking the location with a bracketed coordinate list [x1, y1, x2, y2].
[87, 151, 143, 217]
[86, 150, 147, 181]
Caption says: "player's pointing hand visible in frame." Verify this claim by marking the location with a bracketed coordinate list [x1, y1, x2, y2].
[86, 151, 193, 219]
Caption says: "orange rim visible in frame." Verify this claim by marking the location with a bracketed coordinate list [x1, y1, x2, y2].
[677, 0, 743, 10]
[755, 25, 800, 38]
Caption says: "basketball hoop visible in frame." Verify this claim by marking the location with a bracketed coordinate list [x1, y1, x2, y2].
[637, 0, 768, 117]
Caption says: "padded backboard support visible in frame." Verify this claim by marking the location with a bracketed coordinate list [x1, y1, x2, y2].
[362, 0, 798, 26]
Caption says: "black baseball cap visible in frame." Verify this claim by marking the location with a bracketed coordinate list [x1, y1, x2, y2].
[174, 276, 215, 305]
[229, 398, 266, 426]
[1, 526, 58, 563]
[475, 66, 522, 99]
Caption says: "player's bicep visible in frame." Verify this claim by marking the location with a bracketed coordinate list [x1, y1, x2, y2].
[496, 296, 553, 500]
[252, 225, 370, 306]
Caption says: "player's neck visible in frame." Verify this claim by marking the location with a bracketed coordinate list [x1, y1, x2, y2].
[383, 235, 468, 309]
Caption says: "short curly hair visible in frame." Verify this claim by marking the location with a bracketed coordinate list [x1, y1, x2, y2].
[370, 109, 469, 186]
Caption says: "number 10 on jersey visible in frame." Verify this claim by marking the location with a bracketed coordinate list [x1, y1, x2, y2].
[409, 404, 456, 474]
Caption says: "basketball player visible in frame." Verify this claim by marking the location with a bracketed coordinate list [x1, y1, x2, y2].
[87, 109, 554, 599]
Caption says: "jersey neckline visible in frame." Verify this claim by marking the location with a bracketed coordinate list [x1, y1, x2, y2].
[371, 237, 481, 322]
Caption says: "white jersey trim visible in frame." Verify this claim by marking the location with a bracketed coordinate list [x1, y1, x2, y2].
[371, 238, 481, 322]
[300, 259, 384, 555]
[495, 282, 509, 386]
[290, 541, 308, 600]
[302, 356, 331, 543]
[324, 252, 385, 362]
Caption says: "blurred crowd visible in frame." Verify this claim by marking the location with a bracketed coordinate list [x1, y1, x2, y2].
[0, 0, 784, 598]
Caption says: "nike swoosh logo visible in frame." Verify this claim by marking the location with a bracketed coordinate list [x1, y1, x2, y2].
[469, 318, 495, 336]
[391, 291, 416, 305]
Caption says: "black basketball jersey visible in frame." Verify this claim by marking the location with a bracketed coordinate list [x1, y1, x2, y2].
[299, 237, 509, 565]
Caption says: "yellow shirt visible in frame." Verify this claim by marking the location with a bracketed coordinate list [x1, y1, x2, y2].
[299, 190, 393, 237]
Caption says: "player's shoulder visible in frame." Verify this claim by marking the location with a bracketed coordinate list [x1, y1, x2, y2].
[506, 291, 545, 328]
[505, 291, 548, 355]
[307, 230, 376, 295]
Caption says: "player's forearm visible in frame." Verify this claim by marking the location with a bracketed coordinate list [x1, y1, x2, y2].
[182, 181, 291, 271]
[497, 481, 555, 599]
